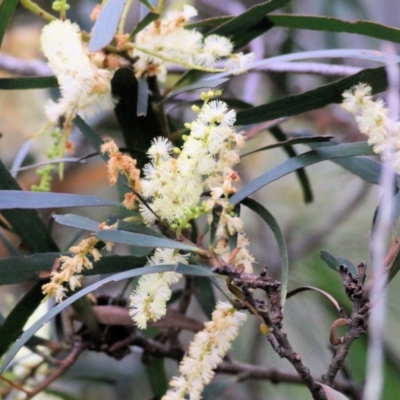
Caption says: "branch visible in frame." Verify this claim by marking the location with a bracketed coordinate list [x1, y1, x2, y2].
[217, 360, 362, 400]
[323, 263, 369, 386]
[24, 341, 87, 399]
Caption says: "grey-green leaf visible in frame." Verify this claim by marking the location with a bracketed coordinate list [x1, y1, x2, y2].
[95, 229, 199, 252]
[0, 191, 122, 209]
[88, 0, 127, 52]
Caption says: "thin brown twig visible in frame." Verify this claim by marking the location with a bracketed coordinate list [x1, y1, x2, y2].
[24, 341, 87, 399]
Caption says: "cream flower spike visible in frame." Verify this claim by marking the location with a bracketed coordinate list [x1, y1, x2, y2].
[162, 301, 247, 400]
[40, 19, 115, 123]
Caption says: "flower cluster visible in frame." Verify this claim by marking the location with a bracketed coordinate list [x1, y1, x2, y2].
[40, 19, 115, 124]
[129, 248, 189, 329]
[140, 91, 244, 226]
[129, 92, 254, 328]
[341, 83, 400, 171]
[162, 301, 247, 400]
[42, 237, 104, 302]
[131, 5, 254, 80]
[100, 140, 141, 209]
[140, 90, 254, 272]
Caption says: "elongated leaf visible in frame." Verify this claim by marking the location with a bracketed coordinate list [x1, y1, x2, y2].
[305, 139, 385, 186]
[74, 116, 108, 163]
[236, 66, 388, 125]
[0, 0, 19, 48]
[0, 76, 58, 90]
[269, 14, 400, 44]
[0, 191, 122, 209]
[117, 220, 165, 238]
[138, 0, 154, 9]
[53, 214, 159, 257]
[137, 78, 149, 116]
[145, 358, 168, 397]
[0, 253, 147, 285]
[166, 78, 229, 100]
[0, 161, 59, 358]
[193, 276, 216, 319]
[0, 282, 44, 358]
[320, 250, 358, 276]
[287, 286, 342, 313]
[209, 0, 289, 43]
[241, 198, 289, 305]
[53, 214, 102, 231]
[130, 11, 159, 39]
[0, 263, 214, 372]
[0, 162, 59, 254]
[208, 0, 281, 50]
[95, 229, 199, 252]
[230, 142, 375, 205]
[174, 0, 287, 88]
[269, 125, 313, 203]
[241, 135, 333, 158]
[88, 0, 127, 52]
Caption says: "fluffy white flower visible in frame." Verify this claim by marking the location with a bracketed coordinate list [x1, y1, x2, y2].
[341, 83, 400, 173]
[40, 19, 115, 123]
[225, 52, 255, 75]
[162, 301, 247, 400]
[129, 249, 188, 328]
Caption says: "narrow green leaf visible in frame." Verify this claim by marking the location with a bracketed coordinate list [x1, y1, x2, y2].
[0, 253, 147, 286]
[166, 78, 229, 100]
[269, 125, 313, 203]
[209, 0, 289, 42]
[0, 161, 59, 254]
[173, 0, 286, 88]
[193, 276, 216, 319]
[230, 142, 375, 205]
[0, 191, 122, 209]
[138, 0, 154, 9]
[269, 14, 400, 44]
[88, 0, 127, 52]
[0, 281, 44, 358]
[95, 229, 199, 252]
[241, 135, 333, 158]
[117, 220, 165, 238]
[241, 198, 289, 305]
[320, 250, 358, 276]
[74, 116, 108, 163]
[0, 0, 19, 48]
[137, 77, 149, 116]
[287, 286, 342, 313]
[0, 76, 58, 90]
[53, 214, 101, 231]
[236, 66, 388, 125]
[185, 16, 231, 31]
[0, 160, 59, 358]
[145, 357, 168, 397]
[305, 139, 384, 186]
[0, 263, 214, 372]
[130, 11, 159, 39]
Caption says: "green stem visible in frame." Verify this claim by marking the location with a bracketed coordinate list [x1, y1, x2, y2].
[156, 0, 165, 13]
[130, 44, 225, 73]
[19, 0, 57, 22]
[118, 0, 134, 35]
